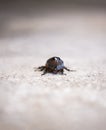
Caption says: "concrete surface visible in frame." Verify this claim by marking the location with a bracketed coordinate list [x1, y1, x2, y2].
[0, 5, 106, 130]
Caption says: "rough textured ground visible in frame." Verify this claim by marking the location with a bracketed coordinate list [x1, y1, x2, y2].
[0, 6, 106, 130]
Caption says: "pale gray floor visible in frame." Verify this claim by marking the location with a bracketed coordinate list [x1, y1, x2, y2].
[0, 5, 106, 130]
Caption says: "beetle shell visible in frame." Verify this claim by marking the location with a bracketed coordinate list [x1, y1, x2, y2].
[46, 57, 64, 70]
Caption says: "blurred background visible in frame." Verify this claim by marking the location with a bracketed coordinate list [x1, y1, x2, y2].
[0, 0, 106, 130]
[0, 0, 106, 59]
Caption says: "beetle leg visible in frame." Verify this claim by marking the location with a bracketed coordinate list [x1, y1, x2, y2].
[60, 69, 66, 75]
[64, 67, 76, 72]
[41, 69, 47, 75]
[38, 66, 46, 71]
[64, 67, 70, 71]
[60, 69, 64, 74]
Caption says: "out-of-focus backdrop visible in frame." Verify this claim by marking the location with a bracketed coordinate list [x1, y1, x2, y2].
[0, 0, 106, 130]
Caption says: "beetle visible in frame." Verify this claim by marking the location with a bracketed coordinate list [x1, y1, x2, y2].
[35, 57, 70, 75]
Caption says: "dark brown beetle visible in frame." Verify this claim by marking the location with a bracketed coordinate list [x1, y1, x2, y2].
[36, 57, 70, 75]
